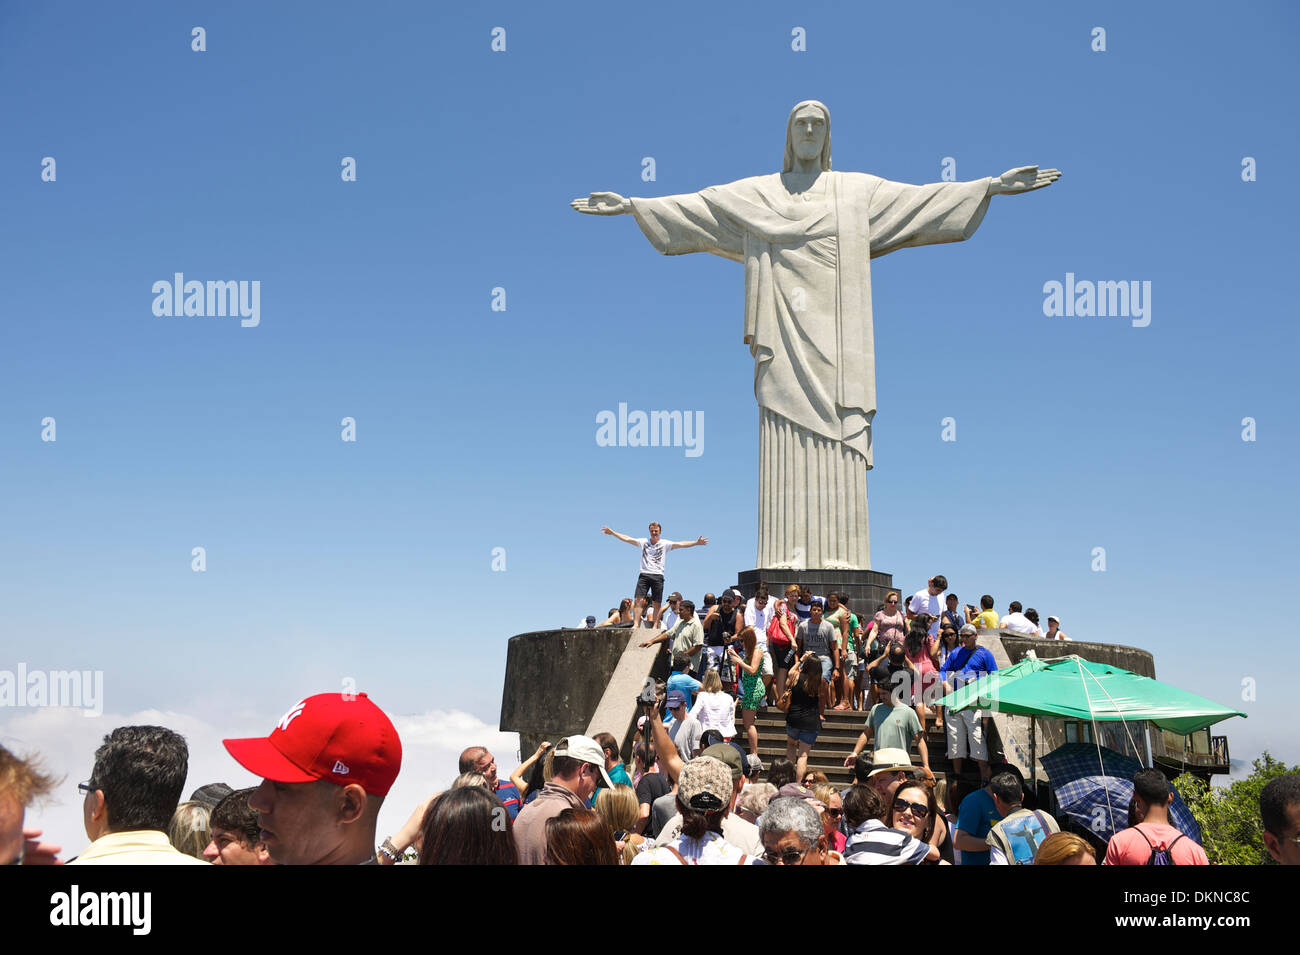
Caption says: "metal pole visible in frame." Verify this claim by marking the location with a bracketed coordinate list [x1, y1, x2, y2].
[1031, 716, 1037, 789]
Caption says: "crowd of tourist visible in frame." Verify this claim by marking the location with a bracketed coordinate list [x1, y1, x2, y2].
[3, 687, 1297, 866]
[598, 548, 1079, 796]
[0, 530, 1287, 868]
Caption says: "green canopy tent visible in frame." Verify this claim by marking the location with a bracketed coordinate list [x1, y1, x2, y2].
[933, 653, 1246, 783]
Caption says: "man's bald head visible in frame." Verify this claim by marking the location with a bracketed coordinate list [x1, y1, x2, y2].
[458, 747, 488, 774]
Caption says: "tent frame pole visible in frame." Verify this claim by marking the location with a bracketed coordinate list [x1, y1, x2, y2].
[1030, 717, 1037, 790]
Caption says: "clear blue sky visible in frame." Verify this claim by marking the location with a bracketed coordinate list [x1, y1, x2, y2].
[2, 1, 1296, 782]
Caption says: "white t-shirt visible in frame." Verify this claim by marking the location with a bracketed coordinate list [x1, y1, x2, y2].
[908, 590, 944, 637]
[689, 691, 737, 737]
[661, 608, 680, 630]
[744, 598, 774, 651]
[1000, 612, 1043, 637]
[631, 831, 757, 865]
[635, 538, 675, 576]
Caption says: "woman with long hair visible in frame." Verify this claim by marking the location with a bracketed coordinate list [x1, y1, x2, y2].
[777, 652, 830, 781]
[688, 668, 738, 738]
[545, 808, 619, 865]
[598, 598, 634, 627]
[813, 784, 847, 854]
[888, 780, 951, 864]
[727, 626, 766, 757]
[418, 786, 518, 865]
[594, 784, 644, 864]
[766, 756, 797, 790]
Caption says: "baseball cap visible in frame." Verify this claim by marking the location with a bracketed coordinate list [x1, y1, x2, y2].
[666, 690, 687, 709]
[552, 736, 616, 789]
[223, 692, 403, 797]
[189, 782, 234, 808]
[678, 756, 732, 812]
[701, 743, 743, 784]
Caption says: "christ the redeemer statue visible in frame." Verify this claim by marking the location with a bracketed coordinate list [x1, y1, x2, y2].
[572, 100, 1059, 571]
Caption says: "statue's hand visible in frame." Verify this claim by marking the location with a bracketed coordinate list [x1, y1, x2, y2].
[570, 192, 631, 215]
[993, 165, 1061, 195]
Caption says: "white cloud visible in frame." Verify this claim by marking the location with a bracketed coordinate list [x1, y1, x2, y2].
[1, 706, 518, 860]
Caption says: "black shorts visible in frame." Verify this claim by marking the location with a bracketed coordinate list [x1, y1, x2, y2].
[634, 573, 664, 603]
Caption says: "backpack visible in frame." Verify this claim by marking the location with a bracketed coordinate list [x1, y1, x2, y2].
[1136, 826, 1184, 865]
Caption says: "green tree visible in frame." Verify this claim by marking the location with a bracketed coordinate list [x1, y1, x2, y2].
[1172, 751, 1299, 865]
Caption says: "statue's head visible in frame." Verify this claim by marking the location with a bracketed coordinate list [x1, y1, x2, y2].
[783, 100, 831, 172]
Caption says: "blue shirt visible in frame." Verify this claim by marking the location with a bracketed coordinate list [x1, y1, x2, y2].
[939, 645, 999, 685]
[956, 788, 1002, 866]
[667, 672, 702, 710]
[495, 781, 522, 819]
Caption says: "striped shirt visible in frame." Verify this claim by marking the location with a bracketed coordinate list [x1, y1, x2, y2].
[843, 819, 930, 865]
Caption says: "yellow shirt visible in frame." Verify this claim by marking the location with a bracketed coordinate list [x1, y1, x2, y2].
[973, 610, 999, 630]
[67, 829, 211, 865]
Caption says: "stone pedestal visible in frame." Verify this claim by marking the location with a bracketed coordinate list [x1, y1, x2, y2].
[735, 567, 895, 615]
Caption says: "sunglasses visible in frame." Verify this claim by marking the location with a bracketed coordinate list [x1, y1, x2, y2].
[895, 799, 929, 820]
[762, 844, 815, 865]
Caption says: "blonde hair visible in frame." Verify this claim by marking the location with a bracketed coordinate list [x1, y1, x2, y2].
[594, 785, 640, 865]
[701, 669, 723, 693]
[812, 784, 840, 807]
[452, 772, 490, 789]
[167, 801, 211, 859]
[784, 584, 800, 599]
[0, 745, 58, 809]
[932, 776, 950, 813]
[1034, 831, 1096, 865]
[595, 785, 638, 832]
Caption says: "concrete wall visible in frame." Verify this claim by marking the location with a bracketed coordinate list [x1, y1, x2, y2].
[499, 626, 666, 759]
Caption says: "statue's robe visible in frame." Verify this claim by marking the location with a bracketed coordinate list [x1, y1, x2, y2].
[631, 171, 992, 569]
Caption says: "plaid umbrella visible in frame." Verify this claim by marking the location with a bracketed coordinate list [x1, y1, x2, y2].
[1040, 742, 1201, 845]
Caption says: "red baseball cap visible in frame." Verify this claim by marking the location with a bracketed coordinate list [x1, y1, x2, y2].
[223, 692, 402, 797]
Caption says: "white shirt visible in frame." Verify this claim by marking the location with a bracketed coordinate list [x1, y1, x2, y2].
[744, 598, 774, 651]
[635, 538, 675, 576]
[661, 608, 680, 630]
[654, 812, 764, 856]
[908, 589, 944, 637]
[688, 690, 737, 737]
[1000, 612, 1043, 637]
[632, 831, 757, 865]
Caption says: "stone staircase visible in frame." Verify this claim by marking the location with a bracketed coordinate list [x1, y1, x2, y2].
[742, 702, 1004, 788]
